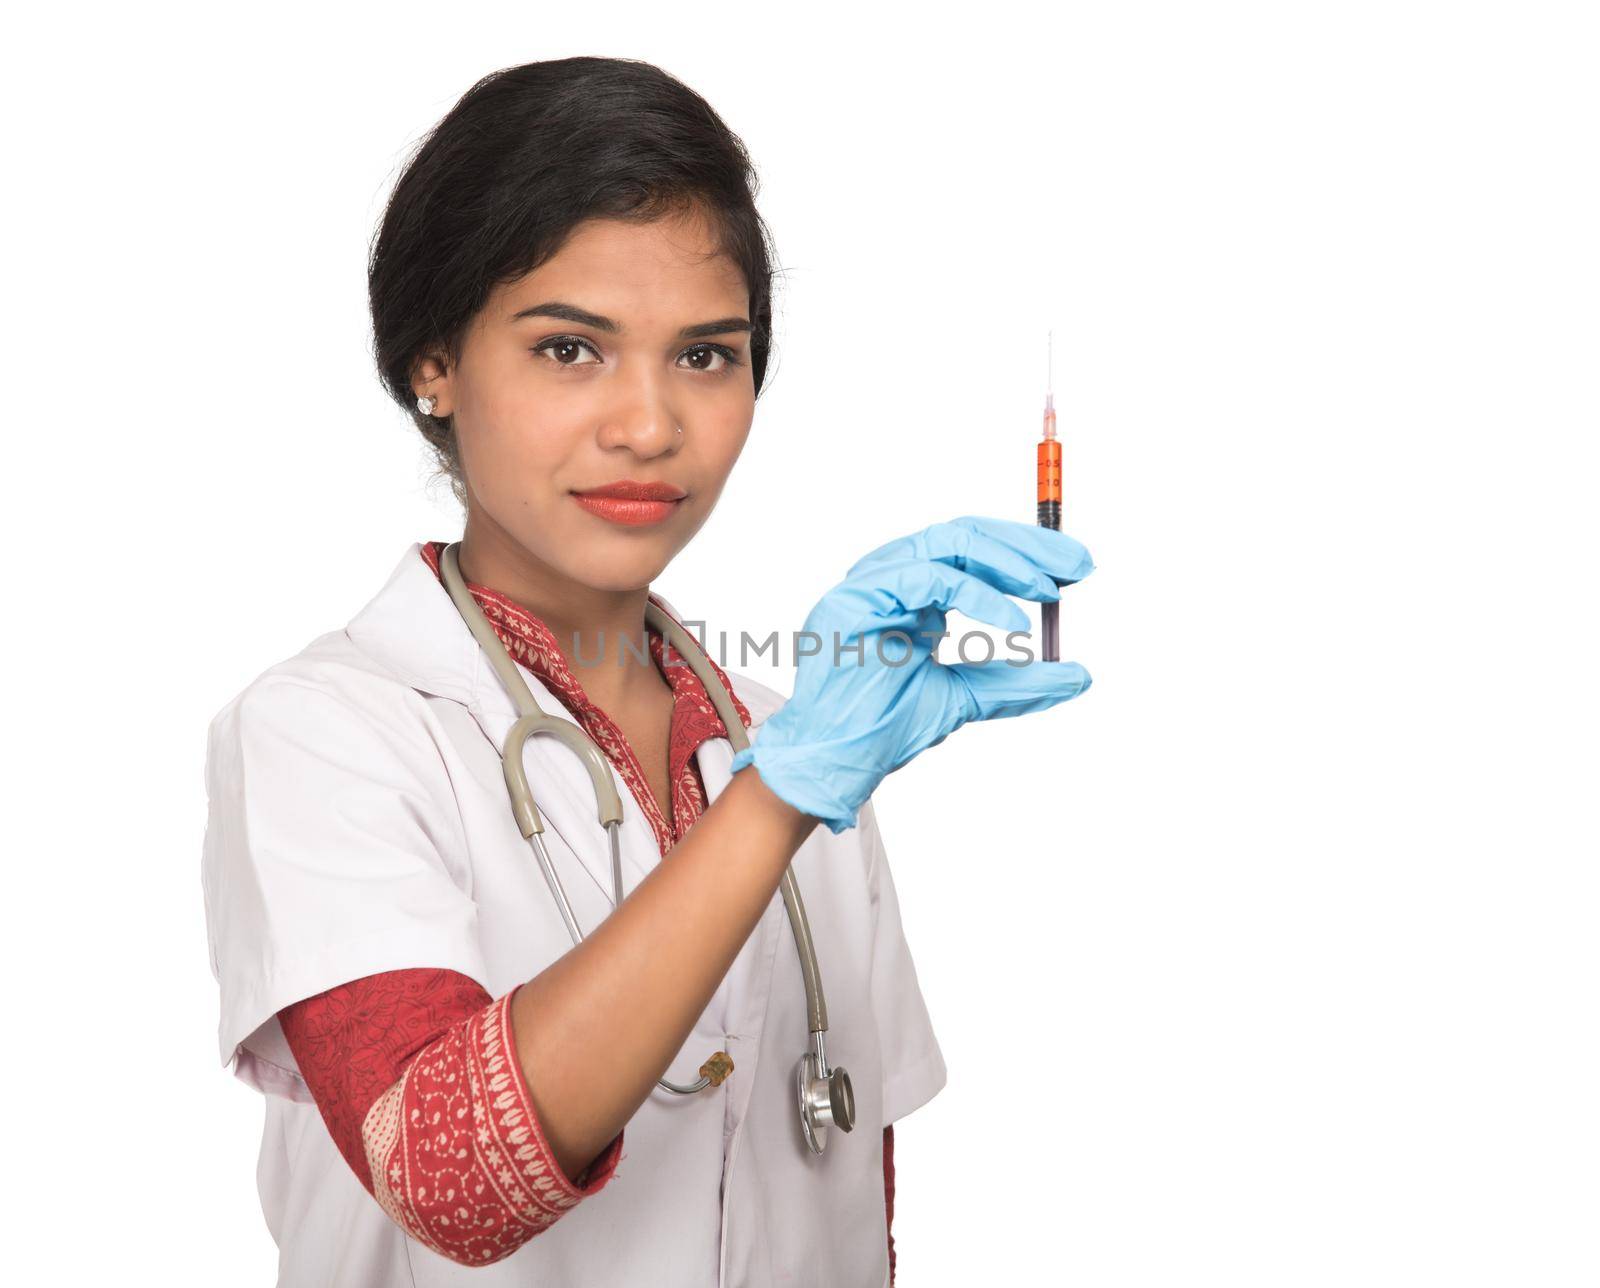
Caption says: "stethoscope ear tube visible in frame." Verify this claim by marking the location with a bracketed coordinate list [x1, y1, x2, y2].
[503, 714, 625, 835]
[443, 544, 625, 834]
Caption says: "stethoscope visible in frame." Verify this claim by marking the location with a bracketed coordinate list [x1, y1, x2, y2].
[439, 543, 855, 1155]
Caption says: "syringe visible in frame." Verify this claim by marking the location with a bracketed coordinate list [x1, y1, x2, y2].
[1036, 330, 1062, 662]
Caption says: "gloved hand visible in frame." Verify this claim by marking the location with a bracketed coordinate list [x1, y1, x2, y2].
[729, 515, 1094, 833]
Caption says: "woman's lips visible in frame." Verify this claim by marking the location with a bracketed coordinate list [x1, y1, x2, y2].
[571, 494, 683, 526]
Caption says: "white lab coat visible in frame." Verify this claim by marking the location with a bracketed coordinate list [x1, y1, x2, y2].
[200, 542, 947, 1287]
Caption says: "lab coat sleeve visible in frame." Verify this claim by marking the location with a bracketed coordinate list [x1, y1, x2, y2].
[201, 669, 489, 1098]
[859, 798, 948, 1124]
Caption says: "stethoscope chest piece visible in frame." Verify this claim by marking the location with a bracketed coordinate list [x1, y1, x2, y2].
[796, 1032, 855, 1155]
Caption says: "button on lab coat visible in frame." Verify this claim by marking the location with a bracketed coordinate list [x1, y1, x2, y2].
[200, 543, 948, 1287]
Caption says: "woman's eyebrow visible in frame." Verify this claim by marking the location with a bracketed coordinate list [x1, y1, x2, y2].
[508, 300, 751, 339]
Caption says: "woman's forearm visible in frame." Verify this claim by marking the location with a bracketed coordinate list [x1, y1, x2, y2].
[509, 765, 817, 1181]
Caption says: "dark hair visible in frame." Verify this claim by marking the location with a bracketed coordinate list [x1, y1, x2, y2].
[368, 57, 779, 509]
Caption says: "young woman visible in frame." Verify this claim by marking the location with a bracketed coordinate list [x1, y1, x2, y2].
[201, 56, 1092, 1288]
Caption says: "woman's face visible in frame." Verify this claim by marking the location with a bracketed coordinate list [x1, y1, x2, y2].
[416, 206, 757, 594]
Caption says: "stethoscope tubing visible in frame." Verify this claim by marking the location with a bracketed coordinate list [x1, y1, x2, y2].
[437, 542, 832, 1097]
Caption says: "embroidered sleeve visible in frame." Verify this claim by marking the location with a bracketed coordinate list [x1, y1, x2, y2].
[279, 968, 624, 1265]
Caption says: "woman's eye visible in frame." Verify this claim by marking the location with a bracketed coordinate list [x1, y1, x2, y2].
[679, 344, 740, 373]
[532, 336, 602, 367]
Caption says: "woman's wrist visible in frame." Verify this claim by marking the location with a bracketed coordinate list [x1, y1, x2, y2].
[726, 754, 820, 850]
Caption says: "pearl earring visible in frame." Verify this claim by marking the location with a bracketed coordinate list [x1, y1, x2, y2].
[417, 395, 437, 416]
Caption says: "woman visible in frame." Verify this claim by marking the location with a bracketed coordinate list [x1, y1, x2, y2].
[201, 56, 1093, 1287]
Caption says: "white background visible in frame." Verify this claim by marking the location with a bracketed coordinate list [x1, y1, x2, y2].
[5, 2, 1597, 1283]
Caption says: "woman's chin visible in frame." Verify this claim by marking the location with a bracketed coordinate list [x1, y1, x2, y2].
[559, 546, 675, 595]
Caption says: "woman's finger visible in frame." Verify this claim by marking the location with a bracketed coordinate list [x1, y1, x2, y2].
[946, 658, 1093, 722]
[834, 557, 1033, 635]
[945, 515, 1095, 586]
[847, 515, 1094, 594]
[847, 517, 1055, 597]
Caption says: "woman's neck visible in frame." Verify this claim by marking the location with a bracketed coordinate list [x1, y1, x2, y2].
[456, 524, 666, 715]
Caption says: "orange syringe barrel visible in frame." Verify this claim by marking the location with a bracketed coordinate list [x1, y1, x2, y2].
[1037, 398, 1062, 661]
[1037, 437, 1062, 514]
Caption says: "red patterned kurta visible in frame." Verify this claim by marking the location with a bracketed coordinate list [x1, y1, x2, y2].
[277, 541, 898, 1273]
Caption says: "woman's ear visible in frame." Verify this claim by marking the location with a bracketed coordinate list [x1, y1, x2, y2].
[410, 349, 455, 416]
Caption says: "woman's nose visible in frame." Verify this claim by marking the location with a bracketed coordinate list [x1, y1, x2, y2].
[595, 373, 684, 456]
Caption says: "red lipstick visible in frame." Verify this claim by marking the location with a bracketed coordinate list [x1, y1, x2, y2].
[571, 479, 687, 527]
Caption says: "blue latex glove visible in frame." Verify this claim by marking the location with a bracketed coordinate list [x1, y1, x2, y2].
[729, 515, 1094, 833]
